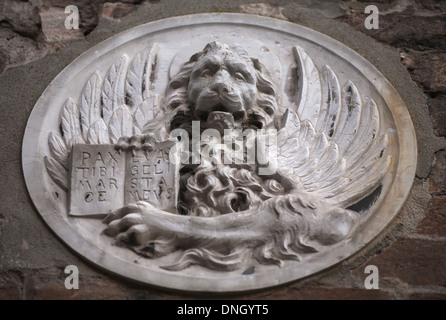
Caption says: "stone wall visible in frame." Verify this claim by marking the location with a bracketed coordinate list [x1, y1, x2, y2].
[0, 0, 445, 299]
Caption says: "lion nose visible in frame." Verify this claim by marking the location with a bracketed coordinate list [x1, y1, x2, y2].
[211, 69, 231, 95]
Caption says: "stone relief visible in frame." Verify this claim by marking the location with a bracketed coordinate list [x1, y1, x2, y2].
[23, 14, 416, 291]
[45, 40, 390, 271]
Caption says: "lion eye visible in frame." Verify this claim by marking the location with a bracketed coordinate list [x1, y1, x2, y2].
[234, 72, 246, 81]
[200, 69, 212, 77]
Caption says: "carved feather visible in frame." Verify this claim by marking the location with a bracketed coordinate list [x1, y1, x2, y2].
[294, 46, 321, 127]
[345, 99, 380, 166]
[48, 132, 68, 170]
[44, 156, 68, 192]
[102, 54, 129, 125]
[133, 95, 160, 134]
[47, 45, 167, 195]
[280, 46, 391, 209]
[87, 119, 109, 144]
[80, 72, 108, 143]
[332, 81, 362, 158]
[125, 43, 160, 112]
[60, 98, 84, 149]
[108, 105, 133, 144]
[316, 66, 340, 138]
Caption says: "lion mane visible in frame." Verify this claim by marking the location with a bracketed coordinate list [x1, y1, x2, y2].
[144, 42, 286, 218]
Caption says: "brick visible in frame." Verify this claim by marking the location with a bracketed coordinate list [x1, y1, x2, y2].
[408, 292, 446, 300]
[243, 286, 390, 300]
[34, 276, 128, 300]
[362, 238, 446, 286]
[0, 286, 21, 300]
[101, 3, 136, 21]
[428, 93, 446, 137]
[50, 0, 104, 35]
[411, 0, 446, 12]
[417, 195, 446, 236]
[38, 6, 84, 43]
[293, 287, 389, 300]
[401, 51, 446, 93]
[338, 13, 446, 51]
[428, 150, 446, 195]
[0, 271, 23, 299]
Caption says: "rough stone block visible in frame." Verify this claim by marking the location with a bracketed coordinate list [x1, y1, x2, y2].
[0, 1, 41, 39]
[102, 2, 136, 21]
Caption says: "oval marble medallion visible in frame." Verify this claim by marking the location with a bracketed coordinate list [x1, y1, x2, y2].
[22, 13, 417, 292]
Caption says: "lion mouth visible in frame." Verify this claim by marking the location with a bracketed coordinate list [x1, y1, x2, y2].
[206, 111, 235, 132]
[195, 102, 245, 123]
[210, 103, 246, 122]
[195, 89, 246, 119]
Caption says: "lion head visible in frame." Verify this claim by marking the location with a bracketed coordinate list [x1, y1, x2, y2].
[164, 41, 280, 133]
[158, 42, 284, 217]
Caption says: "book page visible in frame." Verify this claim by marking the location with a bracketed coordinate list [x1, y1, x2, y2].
[69, 144, 125, 217]
[124, 140, 179, 213]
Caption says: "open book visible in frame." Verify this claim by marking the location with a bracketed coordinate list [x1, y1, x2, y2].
[69, 141, 179, 217]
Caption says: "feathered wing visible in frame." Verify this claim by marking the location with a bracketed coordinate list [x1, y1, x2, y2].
[46, 43, 163, 191]
[278, 46, 391, 209]
[125, 43, 162, 134]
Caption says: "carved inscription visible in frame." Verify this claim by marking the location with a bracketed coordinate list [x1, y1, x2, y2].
[125, 141, 179, 213]
[69, 144, 125, 216]
[69, 141, 179, 216]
